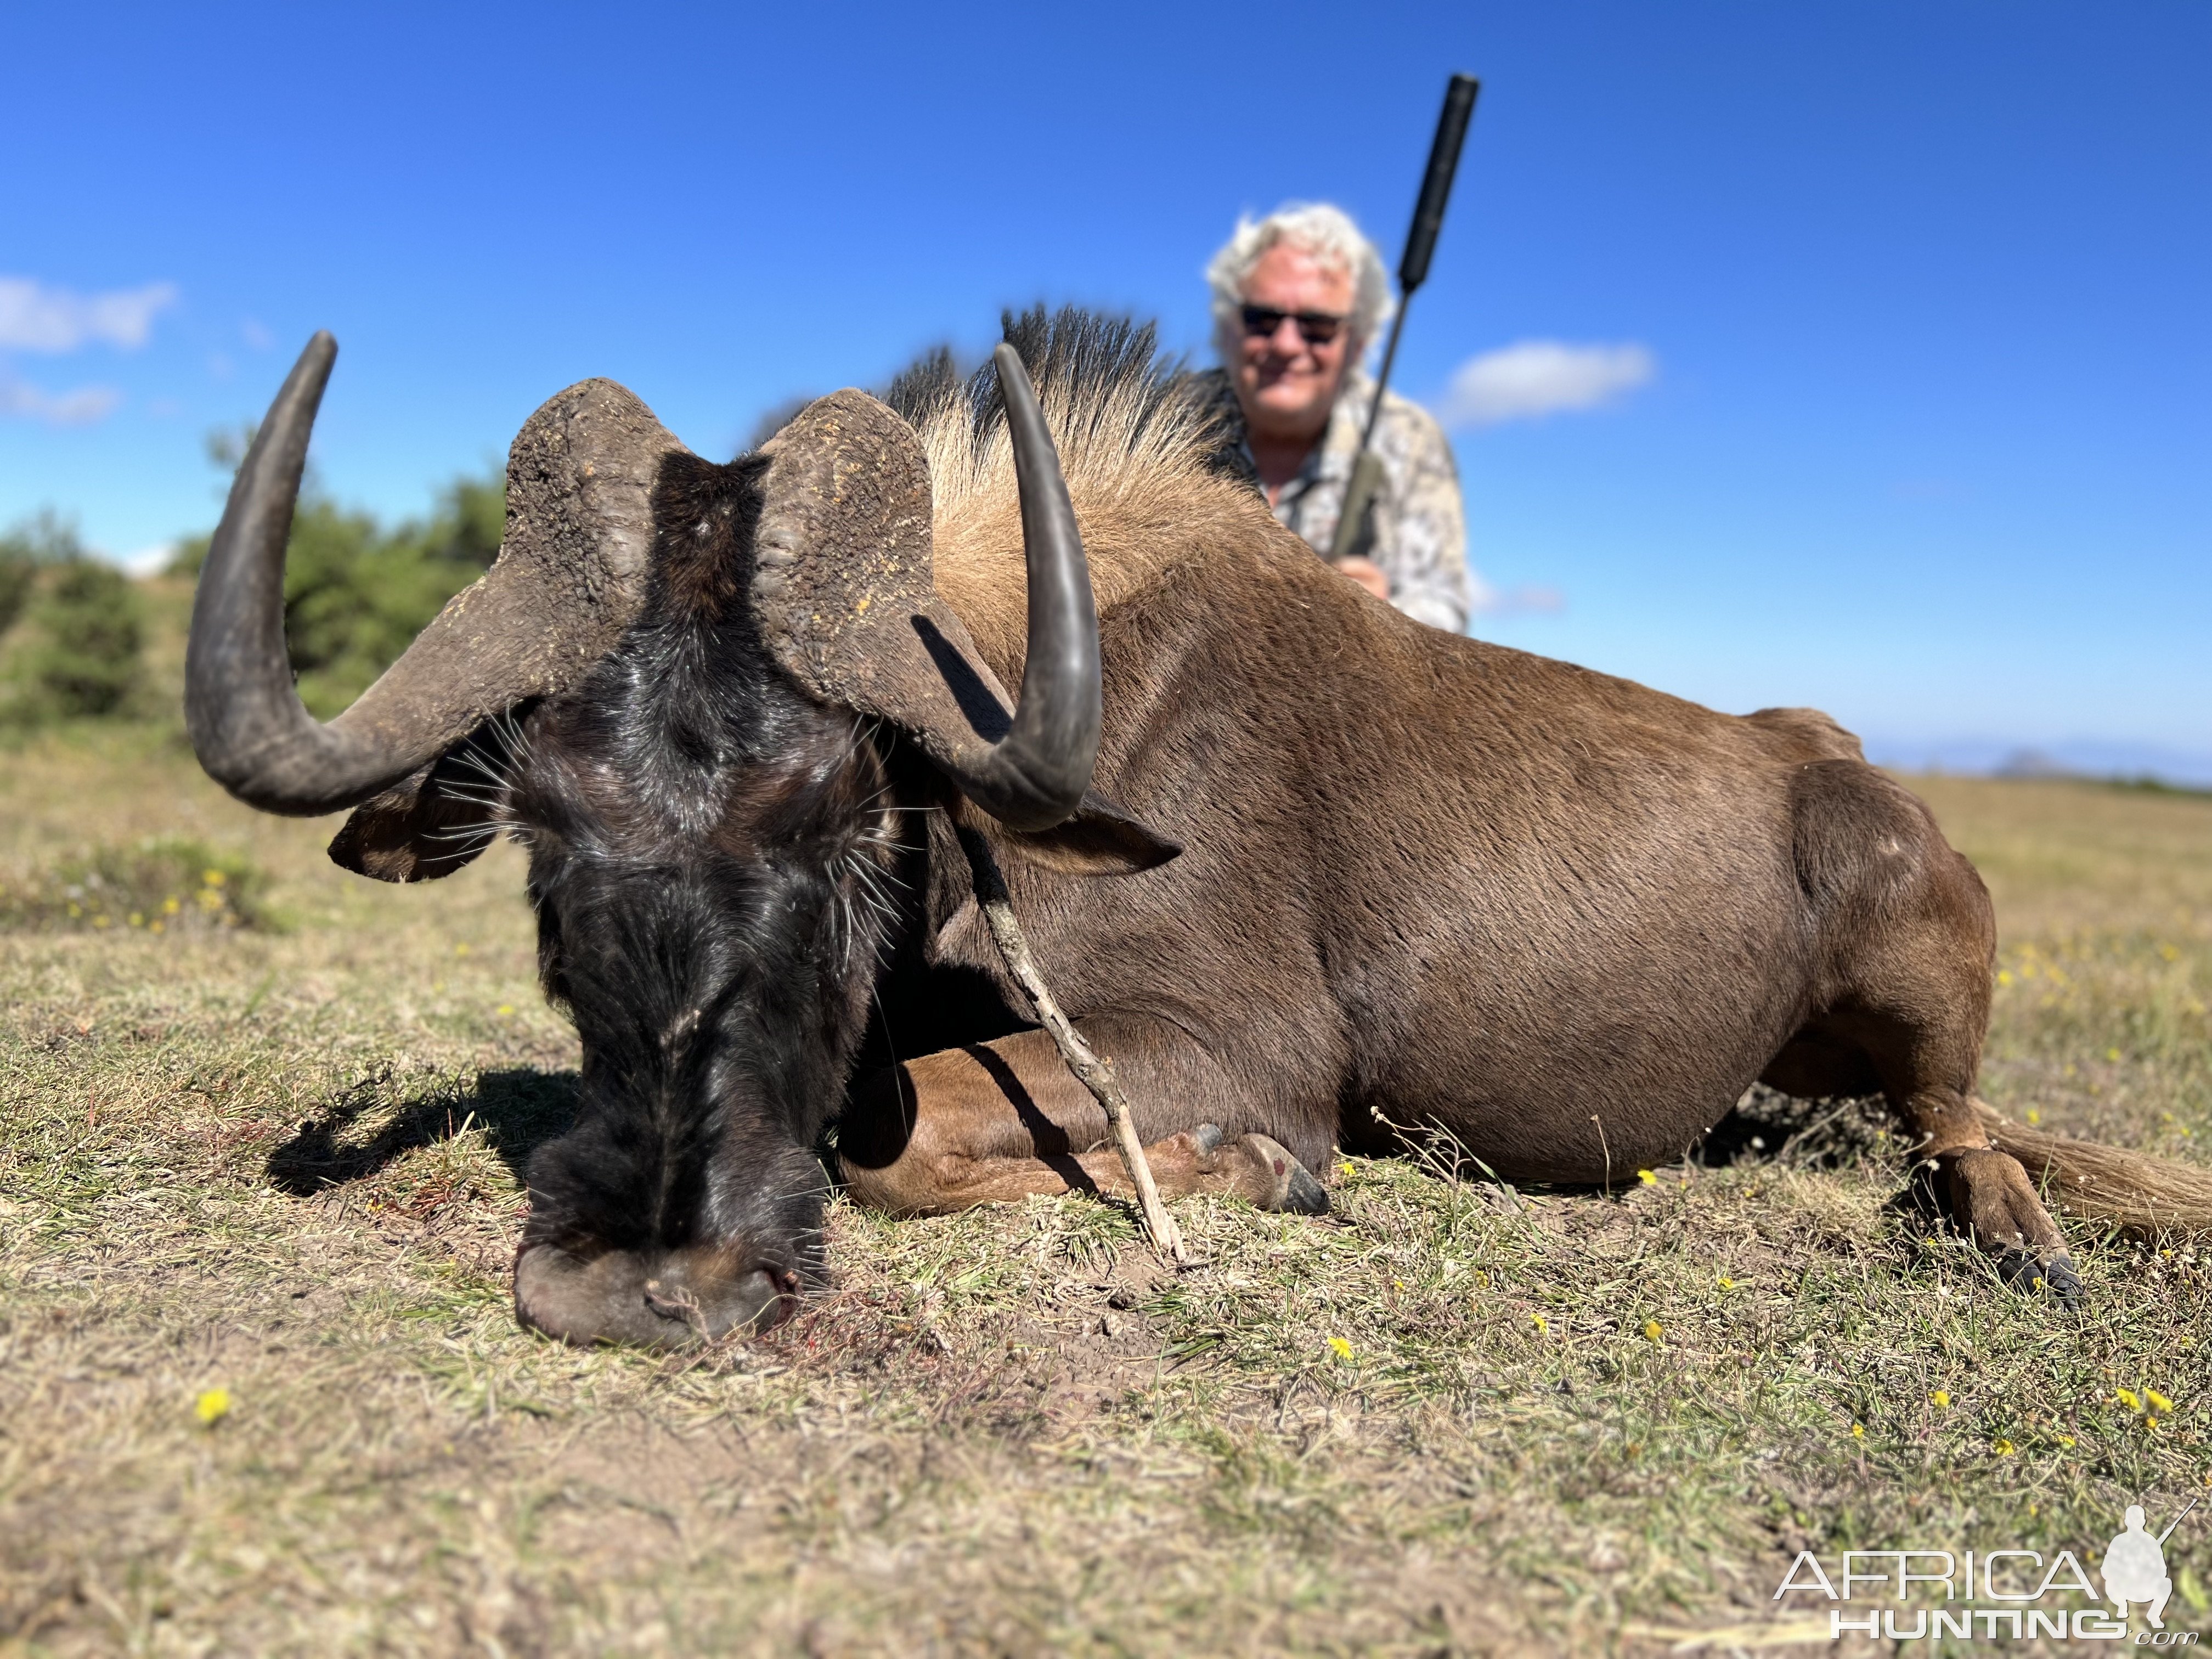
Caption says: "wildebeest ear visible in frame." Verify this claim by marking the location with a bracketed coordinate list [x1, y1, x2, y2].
[326, 727, 511, 882]
[1005, 791, 1183, 878]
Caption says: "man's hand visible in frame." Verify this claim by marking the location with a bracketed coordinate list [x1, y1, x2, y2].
[1332, 556, 1390, 601]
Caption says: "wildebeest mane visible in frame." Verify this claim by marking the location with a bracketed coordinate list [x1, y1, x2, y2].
[887, 305, 1246, 488]
[887, 307, 1263, 654]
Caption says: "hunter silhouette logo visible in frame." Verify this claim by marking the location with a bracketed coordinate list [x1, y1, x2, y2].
[2105, 1498, 2195, 1630]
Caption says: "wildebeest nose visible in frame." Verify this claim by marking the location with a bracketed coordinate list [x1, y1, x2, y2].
[517, 1245, 801, 1348]
[641, 1282, 703, 1324]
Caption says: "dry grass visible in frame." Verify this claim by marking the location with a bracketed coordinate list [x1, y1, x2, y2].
[2, 735, 2209, 1656]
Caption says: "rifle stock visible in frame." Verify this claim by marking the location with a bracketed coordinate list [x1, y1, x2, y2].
[1331, 450, 1387, 568]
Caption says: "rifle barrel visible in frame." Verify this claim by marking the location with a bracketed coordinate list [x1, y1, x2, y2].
[1400, 74, 1480, 295]
[2156, 1494, 2199, 1545]
[1331, 72, 1481, 562]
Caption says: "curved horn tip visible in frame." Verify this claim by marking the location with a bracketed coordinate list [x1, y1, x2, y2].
[185, 326, 400, 816]
[974, 336, 1101, 831]
[992, 341, 1048, 421]
[277, 331, 340, 403]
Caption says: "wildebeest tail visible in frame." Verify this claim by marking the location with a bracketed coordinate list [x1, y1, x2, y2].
[1975, 1098, 2212, 1234]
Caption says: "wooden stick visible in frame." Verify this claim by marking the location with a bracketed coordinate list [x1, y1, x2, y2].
[961, 830, 1189, 1265]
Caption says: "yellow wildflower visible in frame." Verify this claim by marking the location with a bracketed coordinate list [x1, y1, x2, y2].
[1531, 1313, 1548, 1334]
[1643, 1320, 1663, 1345]
[195, 1388, 231, 1426]
[2146, 1390, 2175, 1413]
[2117, 1389, 2142, 1411]
[1993, 1438, 2015, 1455]
[1327, 1336, 1353, 1362]
[1637, 1169, 1657, 1187]
[1850, 1423, 1865, 1439]
[1931, 1390, 1950, 1409]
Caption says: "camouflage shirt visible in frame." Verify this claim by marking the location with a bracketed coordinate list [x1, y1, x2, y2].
[1255, 370, 1476, 634]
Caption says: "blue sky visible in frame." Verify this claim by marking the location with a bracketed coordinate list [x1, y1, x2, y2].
[4, 2, 2207, 773]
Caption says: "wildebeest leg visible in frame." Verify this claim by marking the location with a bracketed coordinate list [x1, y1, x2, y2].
[1786, 760, 2078, 1294]
[837, 1014, 1328, 1217]
[1859, 1025, 2076, 1290]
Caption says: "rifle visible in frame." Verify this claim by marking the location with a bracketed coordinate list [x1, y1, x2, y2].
[2157, 1495, 2199, 1546]
[1328, 72, 1480, 566]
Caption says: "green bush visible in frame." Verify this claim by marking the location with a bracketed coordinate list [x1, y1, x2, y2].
[0, 509, 60, 634]
[172, 436, 503, 718]
[0, 512, 146, 720]
[26, 558, 144, 717]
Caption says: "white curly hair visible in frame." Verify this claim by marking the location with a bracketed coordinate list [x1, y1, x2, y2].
[1205, 202, 1394, 366]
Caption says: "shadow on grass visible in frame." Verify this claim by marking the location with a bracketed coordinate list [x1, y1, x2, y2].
[266, 1067, 578, 1194]
[1694, 1085, 1891, 1171]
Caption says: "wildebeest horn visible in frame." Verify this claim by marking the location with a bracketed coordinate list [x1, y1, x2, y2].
[187, 334, 680, 816]
[752, 346, 1102, 833]
[951, 343, 1104, 830]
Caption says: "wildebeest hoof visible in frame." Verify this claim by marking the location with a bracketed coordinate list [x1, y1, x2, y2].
[1996, 1247, 2083, 1301]
[1192, 1121, 1226, 1155]
[1283, 1160, 1330, 1215]
[1939, 1148, 2074, 1293]
[1240, 1134, 1330, 1215]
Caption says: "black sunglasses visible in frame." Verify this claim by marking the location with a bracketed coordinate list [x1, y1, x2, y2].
[1240, 304, 1347, 346]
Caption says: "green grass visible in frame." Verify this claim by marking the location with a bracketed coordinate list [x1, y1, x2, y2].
[2, 741, 2208, 1656]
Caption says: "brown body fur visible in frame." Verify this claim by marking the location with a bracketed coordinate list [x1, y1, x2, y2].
[839, 373, 2203, 1278]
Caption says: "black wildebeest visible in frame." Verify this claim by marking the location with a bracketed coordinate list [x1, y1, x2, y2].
[188, 311, 2212, 1346]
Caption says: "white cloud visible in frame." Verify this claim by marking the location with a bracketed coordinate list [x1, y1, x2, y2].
[0, 276, 179, 353]
[1471, 583, 1566, 618]
[112, 542, 178, 577]
[0, 371, 123, 425]
[1436, 340, 1656, 430]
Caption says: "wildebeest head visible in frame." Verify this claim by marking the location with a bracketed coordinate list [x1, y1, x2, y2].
[185, 330, 1144, 1346]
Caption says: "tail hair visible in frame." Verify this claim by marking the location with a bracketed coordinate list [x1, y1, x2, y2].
[1975, 1099, 2212, 1236]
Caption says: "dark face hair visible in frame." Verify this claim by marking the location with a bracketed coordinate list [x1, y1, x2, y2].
[182, 314, 1138, 1347]
[504, 454, 913, 1346]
